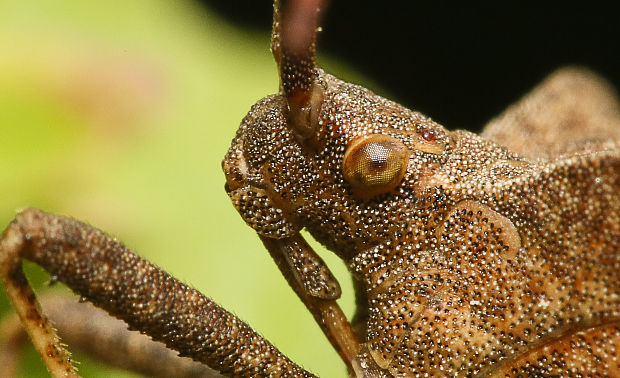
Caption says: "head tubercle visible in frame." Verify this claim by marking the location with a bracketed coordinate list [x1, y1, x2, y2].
[223, 0, 456, 256]
[223, 69, 456, 253]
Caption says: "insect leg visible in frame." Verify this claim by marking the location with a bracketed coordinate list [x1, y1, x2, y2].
[0, 208, 315, 377]
[260, 234, 359, 370]
[0, 293, 222, 377]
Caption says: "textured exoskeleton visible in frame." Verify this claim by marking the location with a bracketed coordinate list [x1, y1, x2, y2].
[1, 0, 619, 377]
[223, 0, 620, 376]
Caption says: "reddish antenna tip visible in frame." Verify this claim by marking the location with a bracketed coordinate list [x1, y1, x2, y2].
[272, 0, 326, 99]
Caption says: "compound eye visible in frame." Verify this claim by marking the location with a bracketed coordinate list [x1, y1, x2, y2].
[342, 134, 409, 197]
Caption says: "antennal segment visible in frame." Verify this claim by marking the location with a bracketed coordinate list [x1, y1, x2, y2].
[272, 0, 328, 148]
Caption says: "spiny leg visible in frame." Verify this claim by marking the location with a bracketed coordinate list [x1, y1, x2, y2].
[0, 209, 314, 377]
[0, 293, 222, 378]
[0, 219, 75, 377]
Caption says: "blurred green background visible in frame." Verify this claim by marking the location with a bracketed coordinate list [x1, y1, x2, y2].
[0, 0, 374, 376]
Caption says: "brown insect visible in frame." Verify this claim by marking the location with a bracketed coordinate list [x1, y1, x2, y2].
[1, 0, 619, 376]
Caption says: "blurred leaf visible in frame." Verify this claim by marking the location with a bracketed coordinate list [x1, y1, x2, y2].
[0, 0, 360, 376]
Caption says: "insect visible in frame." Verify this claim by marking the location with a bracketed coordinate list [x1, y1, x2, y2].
[1, 0, 619, 377]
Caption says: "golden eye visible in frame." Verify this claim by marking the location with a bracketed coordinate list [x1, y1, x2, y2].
[342, 134, 408, 197]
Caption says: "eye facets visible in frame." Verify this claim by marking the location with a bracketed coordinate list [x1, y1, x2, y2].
[342, 134, 409, 197]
